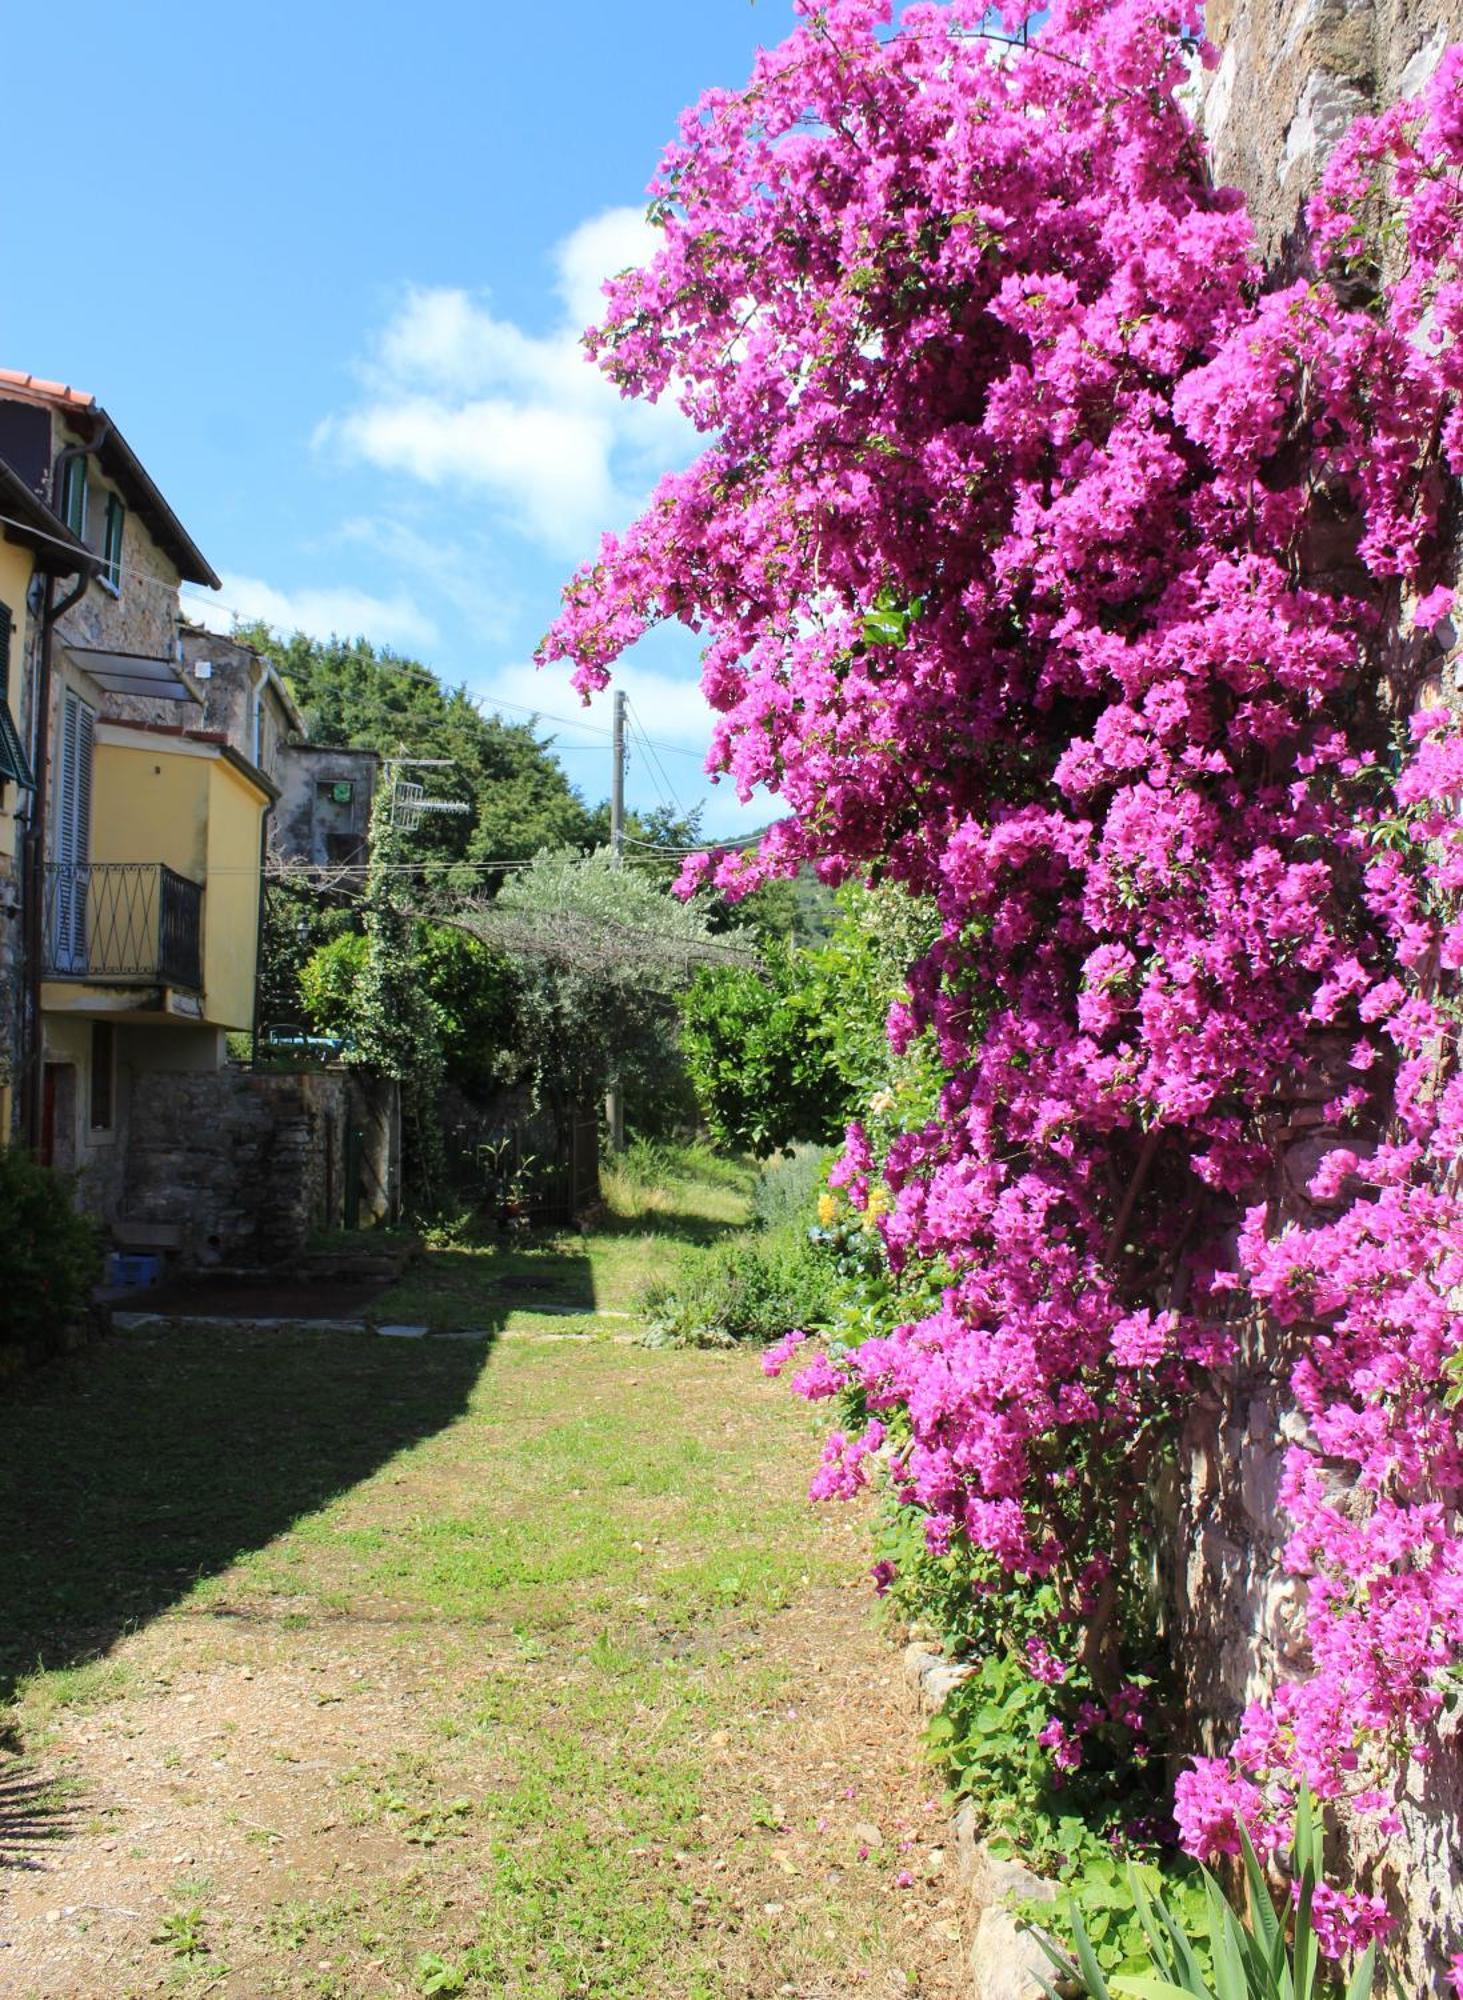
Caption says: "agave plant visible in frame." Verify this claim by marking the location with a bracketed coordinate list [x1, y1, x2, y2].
[1030, 1790, 1388, 2000]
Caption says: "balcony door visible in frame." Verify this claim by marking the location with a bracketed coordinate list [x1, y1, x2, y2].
[52, 689, 95, 975]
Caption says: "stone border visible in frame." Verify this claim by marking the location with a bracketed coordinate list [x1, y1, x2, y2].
[903, 1642, 1060, 2000]
[111, 1310, 636, 1343]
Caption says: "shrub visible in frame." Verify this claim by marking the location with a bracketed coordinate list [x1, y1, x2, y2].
[1032, 1789, 1386, 1999]
[641, 1232, 839, 1346]
[750, 1144, 833, 1234]
[639, 1149, 840, 1345]
[0, 1147, 103, 1357]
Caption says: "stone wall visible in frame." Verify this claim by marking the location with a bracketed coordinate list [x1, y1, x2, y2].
[272, 744, 377, 869]
[120, 1066, 400, 1266]
[1201, 0, 1463, 257]
[1182, 6, 1463, 1983]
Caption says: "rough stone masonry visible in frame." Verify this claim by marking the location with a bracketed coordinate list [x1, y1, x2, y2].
[1188, 1, 1463, 1986]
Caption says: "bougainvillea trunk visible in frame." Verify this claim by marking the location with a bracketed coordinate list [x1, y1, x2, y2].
[542, 0, 1463, 1974]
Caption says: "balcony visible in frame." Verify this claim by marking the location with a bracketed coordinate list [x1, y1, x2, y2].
[44, 862, 203, 992]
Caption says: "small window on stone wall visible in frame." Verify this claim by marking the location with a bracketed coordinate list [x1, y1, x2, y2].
[90, 1020, 115, 1131]
[101, 493, 125, 594]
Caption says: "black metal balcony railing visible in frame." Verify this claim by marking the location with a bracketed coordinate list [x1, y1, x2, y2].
[44, 863, 204, 992]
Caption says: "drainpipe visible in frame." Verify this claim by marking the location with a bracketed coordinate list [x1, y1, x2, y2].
[20, 429, 105, 1153]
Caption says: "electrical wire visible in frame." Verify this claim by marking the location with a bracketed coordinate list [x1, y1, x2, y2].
[626, 697, 692, 820]
[624, 708, 678, 820]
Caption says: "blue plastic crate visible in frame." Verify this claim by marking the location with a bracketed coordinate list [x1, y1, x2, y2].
[106, 1252, 162, 1290]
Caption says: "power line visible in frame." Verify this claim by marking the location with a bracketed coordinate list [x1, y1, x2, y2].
[626, 697, 691, 820]
[472, 686, 712, 764]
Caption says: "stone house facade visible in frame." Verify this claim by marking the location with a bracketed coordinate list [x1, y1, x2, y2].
[179, 624, 379, 872]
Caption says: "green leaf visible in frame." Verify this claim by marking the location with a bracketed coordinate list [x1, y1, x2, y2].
[1068, 1901, 1118, 1999]
[1110, 1979, 1205, 2000]
[1239, 1822, 1282, 1962]
[1205, 1884, 1249, 2000]
[1343, 1942, 1377, 2000]
[1292, 1865, 1319, 2000]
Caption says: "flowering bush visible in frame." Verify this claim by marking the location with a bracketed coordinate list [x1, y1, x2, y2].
[543, 0, 1463, 1944]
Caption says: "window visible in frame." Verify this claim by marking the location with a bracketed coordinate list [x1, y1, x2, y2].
[60, 457, 89, 540]
[102, 493, 125, 593]
[90, 1021, 115, 1131]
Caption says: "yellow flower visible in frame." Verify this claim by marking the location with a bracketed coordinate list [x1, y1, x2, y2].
[817, 1192, 838, 1227]
[865, 1184, 892, 1219]
[870, 1088, 896, 1115]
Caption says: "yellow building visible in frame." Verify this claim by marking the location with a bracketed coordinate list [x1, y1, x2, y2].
[0, 370, 283, 1234]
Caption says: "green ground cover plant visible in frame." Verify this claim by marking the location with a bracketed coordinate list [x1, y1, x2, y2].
[638, 1145, 842, 1346]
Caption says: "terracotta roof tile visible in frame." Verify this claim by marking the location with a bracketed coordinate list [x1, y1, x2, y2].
[0, 367, 219, 589]
[0, 368, 97, 412]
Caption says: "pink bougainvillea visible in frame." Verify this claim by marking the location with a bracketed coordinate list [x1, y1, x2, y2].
[543, 0, 1463, 1915]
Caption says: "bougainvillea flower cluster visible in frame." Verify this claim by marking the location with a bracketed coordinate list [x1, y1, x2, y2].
[542, 0, 1463, 1933]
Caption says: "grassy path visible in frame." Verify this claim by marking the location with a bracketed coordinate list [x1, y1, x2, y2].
[0, 1187, 962, 1999]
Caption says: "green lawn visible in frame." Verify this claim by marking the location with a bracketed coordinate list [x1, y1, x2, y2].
[0, 1156, 956, 1999]
[368, 1145, 755, 1329]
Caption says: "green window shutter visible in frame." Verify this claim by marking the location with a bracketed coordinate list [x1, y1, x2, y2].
[0, 600, 10, 706]
[62, 458, 89, 538]
[103, 493, 125, 589]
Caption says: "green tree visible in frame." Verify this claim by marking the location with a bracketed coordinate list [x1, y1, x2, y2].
[678, 885, 938, 1155]
[679, 945, 848, 1156]
[300, 924, 519, 1098]
[466, 848, 732, 1136]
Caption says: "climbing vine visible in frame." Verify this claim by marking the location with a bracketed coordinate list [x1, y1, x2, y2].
[542, 0, 1463, 1952]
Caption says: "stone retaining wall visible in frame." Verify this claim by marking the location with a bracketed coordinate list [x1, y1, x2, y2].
[122, 1067, 400, 1266]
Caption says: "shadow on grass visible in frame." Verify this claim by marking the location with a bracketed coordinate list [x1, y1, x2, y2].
[0, 1279, 595, 1703]
[0, 1767, 81, 1870]
[593, 1205, 747, 1249]
[372, 1237, 600, 1323]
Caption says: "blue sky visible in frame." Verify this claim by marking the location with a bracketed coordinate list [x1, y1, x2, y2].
[0, 0, 803, 837]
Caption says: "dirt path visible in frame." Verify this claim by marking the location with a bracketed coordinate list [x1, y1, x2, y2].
[0, 1325, 964, 1999]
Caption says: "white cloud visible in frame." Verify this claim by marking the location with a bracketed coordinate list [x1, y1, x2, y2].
[334, 516, 520, 646]
[318, 207, 691, 558]
[554, 206, 662, 335]
[183, 572, 438, 650]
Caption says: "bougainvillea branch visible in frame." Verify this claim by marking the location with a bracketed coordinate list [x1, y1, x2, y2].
[542, 0, 1463, 1943]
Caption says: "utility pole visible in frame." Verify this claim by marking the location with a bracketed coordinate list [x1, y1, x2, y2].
[606, 688, 627, 1154]
[609, 688, 626, 868]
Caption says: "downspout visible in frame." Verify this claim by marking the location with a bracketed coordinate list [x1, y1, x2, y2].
[247, 658, 275, 1072]
[21, 428, 107, 1151]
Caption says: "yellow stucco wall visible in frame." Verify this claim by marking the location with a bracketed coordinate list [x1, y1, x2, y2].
[88, 735, 266, 1031]
[91, 739, 209, 880]
[204, 758, 264, 1031]
[0, 538, 35, 865]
